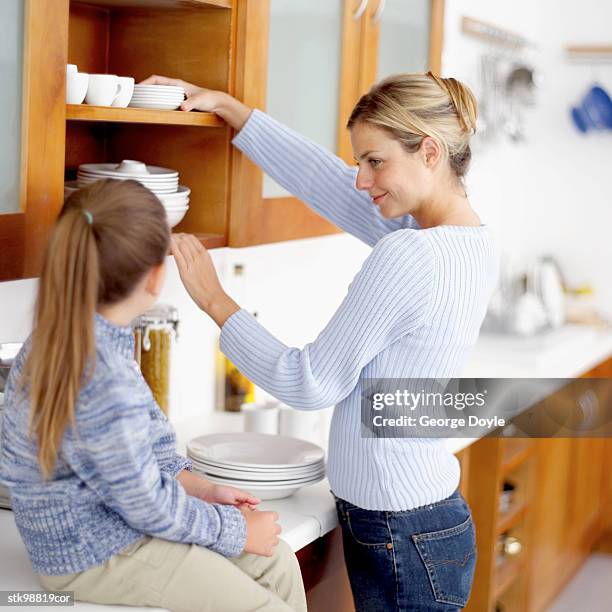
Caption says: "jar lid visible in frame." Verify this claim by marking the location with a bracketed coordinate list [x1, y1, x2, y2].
[133, 304, 179, 326]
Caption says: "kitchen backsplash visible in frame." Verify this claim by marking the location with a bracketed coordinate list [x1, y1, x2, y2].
[0, 233, 370, 425]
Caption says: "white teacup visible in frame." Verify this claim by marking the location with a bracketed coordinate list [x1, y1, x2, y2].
[66, 72, 89, 104]
[85, 74, 122, 106]
[116, 160, 148, 175]
[112, 76, 135, 108]
[242, 402, 280, 435]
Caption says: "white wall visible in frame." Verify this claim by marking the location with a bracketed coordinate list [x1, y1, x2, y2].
[443, 0, 612, 306]
[0, 234, 370, 428]
[1, 0, 611, 427]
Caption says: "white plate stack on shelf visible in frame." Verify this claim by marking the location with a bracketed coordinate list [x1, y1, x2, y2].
[128, 84, 186, 110]
[187, 432, 326, 501]
[68, 160, 190, 227]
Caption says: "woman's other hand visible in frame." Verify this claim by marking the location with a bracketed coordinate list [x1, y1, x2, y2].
[170, 234, 240, 327]
[240, 506, 282, 557]
[139, 75, 252, 130]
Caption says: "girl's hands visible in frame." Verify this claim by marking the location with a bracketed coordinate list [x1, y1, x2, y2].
[170, 234, 240, 327]
[202, 483, 260, 509]
[240, 506, 282, 557]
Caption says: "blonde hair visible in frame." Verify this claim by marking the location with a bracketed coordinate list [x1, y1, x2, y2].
[22, 179, 170, 479]
[347, 71, 478, 179]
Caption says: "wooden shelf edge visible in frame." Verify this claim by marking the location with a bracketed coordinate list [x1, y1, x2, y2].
[71, 0, 232, 9]
[565, 45, 612, 55]
[191, 233, 227, 249]
[501, 445, 534, 476]
[496, 502, 529, 535]
[66, 105, 225, 128]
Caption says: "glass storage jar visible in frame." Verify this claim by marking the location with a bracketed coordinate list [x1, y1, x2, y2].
[133, 305, 179, 416]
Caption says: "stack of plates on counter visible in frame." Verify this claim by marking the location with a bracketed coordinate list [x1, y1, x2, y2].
[187, 433, 326, 501]
[70, 160, 190, 227]
[129, 84, 185, 110]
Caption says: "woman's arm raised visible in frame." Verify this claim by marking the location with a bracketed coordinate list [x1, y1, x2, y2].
[141, 76, 416, 246]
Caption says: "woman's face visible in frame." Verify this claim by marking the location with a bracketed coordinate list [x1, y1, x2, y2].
[350, 123, 431, 219]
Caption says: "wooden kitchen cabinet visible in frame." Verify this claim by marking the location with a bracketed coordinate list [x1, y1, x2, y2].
[465, 357, 612, 612]
[0, 0, 445, 280]
[228, 0, 446, 246]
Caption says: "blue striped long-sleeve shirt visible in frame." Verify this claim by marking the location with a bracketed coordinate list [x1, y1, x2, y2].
[223, 110, 499, 511]
[0, 314, 246, 575]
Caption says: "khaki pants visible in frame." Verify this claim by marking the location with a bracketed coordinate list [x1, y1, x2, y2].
[39, 537, 307, 612]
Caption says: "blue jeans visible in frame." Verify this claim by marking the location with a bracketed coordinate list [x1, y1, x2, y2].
[335, 490, 476, 611]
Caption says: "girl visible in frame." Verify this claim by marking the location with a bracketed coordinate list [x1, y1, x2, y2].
[0, 179, 306, 612]
[144, 71, 499, 611]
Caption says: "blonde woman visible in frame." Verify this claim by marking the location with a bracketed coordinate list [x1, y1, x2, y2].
[0, 180, 306, 612]
[145, 72, 499, 611]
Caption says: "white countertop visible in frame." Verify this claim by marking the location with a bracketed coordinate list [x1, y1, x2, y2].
[1, 323, 610, 609]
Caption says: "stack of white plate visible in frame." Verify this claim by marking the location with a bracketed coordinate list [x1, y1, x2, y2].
[73, 160, 190, 227]
[129, 84, 185, 110]
[187, 433, 326, 501]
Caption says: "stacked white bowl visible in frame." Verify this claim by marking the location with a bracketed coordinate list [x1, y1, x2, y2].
[187, 432, 326, 501]
[129, 84, 186, 110]
[67, 160, 190, 227]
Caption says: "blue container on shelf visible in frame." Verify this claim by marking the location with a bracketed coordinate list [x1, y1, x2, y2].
[571, 84, 612, 133]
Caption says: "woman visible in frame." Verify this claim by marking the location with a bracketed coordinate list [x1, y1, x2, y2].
[145, 71, 498, 611]
[0, 180, 306, 612]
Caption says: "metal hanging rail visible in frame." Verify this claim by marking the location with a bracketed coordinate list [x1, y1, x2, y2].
[461, 16, 530, 49]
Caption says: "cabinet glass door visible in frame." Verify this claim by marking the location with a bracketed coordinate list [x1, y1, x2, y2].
[376, 0, 431, 79]
[0, 0, 25, 213]
[264, 0, 344, 198]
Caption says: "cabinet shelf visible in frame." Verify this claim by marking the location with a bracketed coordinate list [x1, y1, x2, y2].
[501, 442, 534, 476]
[71, 0, 232, 9]
[66, 105, 225, 128]
[496, 502, 529, 535]
[493, 557, 523, 601]
[193, 233, 226, 249]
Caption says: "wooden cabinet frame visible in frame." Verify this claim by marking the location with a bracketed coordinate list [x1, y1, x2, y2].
[1, 0, 68, 280]
[1, 0, 446, 278]
[228, 0, 446, 247]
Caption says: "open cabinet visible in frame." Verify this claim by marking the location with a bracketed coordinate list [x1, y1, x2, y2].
[229, 0, 446, 246]
[1, 0, 446, 281]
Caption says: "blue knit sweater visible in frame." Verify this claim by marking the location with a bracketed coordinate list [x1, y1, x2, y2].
[224, 110, 499, 511]
[0, 314, 246, 575]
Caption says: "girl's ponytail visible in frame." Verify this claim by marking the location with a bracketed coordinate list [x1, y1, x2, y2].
[22, 179, 169, 479]
[26, 208, 99, 479]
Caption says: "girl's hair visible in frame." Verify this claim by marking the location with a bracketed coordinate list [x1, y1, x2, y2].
[22, 179, 170, 479]
[347, 71, 478, 180]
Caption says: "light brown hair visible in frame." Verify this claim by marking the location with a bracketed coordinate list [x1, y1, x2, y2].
[22, 179, 170, 479]
[347, 71, 478, 180]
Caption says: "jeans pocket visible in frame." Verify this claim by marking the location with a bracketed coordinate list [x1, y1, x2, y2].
[345, 508, 391, 548]
[412, 516, 476, 607]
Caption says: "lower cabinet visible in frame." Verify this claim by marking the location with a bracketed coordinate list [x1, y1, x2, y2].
[300, 359, 612, 612]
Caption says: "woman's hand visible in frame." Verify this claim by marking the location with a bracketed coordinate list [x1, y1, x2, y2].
[139, 75, 252, 130]
[170, 234, 240, 327]
[240, 506, 282, 557]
